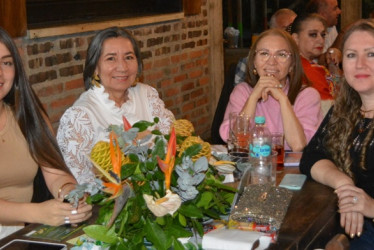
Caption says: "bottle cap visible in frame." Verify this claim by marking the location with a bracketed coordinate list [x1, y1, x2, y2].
[255, 116, 265, 124]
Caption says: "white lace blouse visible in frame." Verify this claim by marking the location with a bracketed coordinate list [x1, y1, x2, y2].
[56, 83, 175, 184]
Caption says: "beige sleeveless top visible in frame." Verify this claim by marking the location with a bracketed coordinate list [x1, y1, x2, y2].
[0, 105, 38, 203]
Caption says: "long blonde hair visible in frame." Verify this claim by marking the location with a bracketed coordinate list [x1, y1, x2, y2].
[325, 19, 374, 178]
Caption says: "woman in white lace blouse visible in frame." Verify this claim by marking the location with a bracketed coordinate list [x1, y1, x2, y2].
[57, 27, 175, 184]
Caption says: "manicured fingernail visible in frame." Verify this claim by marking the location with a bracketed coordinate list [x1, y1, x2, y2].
[350, 233, 355, 238]
[357, 232, 361, 237]
[71, 210, 78, 215]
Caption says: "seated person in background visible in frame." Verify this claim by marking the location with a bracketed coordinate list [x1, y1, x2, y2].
[0, 27, 92, 239]
[291, 13, 336, 115]
[57, 27, 175, 185]
[268, 8, 297, 31]
[300, 19, 374, 249]
[220, 29, 323, 152]
[305, 0, 342, 66]
[234, 8, 297, 86]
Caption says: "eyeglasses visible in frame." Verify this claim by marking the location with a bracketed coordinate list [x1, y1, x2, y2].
[255, 49, 292, 63]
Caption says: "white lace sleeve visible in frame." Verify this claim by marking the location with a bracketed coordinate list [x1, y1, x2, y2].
[56, 107, 96, 185]
[147, 87, 175, 134]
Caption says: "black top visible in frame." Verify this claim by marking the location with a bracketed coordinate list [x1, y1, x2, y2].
[300, 108, 374, 198]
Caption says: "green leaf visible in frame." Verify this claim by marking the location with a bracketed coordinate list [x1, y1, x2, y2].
[196, 191, 214, 209]
[132, 120, 154, 132]
[83, 225, 118, 244]
[192, 219, 204, 236]
[167, 224, 193, 238]
[173, 237, 186, 250]
[178, 203, 203, 218]
[182, 144, 202, 158]
[144, 218, 169, 250]
[122, 162, 138, 179]
[178, 213, 187, 227]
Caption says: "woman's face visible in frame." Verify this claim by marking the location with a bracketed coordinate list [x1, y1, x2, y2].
[0, 42, 15, 102]
[254, 34, 292, 85]
[95, 37, 138, 98]
[292, 19, 326, 60]
[343, 30, 374, 97]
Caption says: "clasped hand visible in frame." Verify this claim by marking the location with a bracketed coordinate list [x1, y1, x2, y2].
[252, 75, 286, 102]
[335, 184, 374, 238]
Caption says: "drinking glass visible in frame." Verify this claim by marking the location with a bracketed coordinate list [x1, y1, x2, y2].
[228, 112, 252, 154]
[271, 132, 284, 172]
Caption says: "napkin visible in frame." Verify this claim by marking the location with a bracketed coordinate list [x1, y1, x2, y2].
[202, 227, 269, 250]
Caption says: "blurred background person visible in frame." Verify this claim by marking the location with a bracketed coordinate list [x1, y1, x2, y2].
[291, 13, 336, 115]
[57, 27, 175, 185]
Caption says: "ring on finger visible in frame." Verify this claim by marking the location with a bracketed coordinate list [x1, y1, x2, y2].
[64, 216, 70, 224]
[352, 196, 358, 204]
[276, 84, 283, 88]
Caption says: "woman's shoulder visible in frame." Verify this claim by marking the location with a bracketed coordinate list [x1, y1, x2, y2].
[298, 86, 321, 97]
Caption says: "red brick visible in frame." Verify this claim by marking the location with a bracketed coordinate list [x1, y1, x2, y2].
[181, 82, 194, 91]
[189, 69, 203, 79]
[174, 74, 187, 83]
[66, 79, 84, 90]
[36, 83, 64, 97]
[191, 88, 204, 98]
[182, 102, 195, 113]
[199, 76, 209, 86]
[165, 87, 179, 97]
[153, 58, 170, 68]
[161, 78, 173, 88]
[189, 50, 203, 59]
[51, 94, 78, 109]
[145, 71, 164, 82]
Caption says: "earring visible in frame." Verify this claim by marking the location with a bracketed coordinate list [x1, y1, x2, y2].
[131, 76, 139, 87]
[253, 68, 257, 75]
[91, 73, 101, 87]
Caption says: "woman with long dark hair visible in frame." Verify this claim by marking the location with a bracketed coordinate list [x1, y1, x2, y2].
[0, 27, 91, 239]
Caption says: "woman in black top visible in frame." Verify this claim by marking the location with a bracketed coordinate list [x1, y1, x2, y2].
[300, 19, 374, 249]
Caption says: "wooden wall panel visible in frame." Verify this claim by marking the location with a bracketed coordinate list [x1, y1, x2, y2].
[0, 0, 27, 37]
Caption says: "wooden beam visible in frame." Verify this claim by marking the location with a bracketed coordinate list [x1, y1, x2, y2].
[0, 0, 27, 37]
[340, 0, 361, 29]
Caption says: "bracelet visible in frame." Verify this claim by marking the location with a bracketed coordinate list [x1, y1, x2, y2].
[57, 182, 75, 199]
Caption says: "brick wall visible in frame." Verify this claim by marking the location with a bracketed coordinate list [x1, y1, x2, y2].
[14, 1, 214, 140]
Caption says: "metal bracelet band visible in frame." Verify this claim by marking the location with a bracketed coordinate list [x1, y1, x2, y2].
[58, 182, 75, 199]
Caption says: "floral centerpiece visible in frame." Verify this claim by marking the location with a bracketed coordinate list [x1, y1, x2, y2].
[71, 117, 237, 249]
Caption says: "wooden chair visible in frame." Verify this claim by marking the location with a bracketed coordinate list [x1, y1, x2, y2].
[325, 234, 349, 250]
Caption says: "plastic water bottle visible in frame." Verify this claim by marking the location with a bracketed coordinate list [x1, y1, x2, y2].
[249, 116, 274, 185]
[250, 116, 271, 158]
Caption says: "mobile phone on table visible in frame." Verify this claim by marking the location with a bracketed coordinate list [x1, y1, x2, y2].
[0, 239, 67, 250]
[279, 174, 307, 190]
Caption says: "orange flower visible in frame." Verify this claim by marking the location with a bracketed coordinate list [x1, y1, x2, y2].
[157, 127, 176, 190]
[102, 132, 123, 199]
[122, 116, 132, 131]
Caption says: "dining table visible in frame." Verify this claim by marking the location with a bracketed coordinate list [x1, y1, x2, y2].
[0, 153, 342, 249]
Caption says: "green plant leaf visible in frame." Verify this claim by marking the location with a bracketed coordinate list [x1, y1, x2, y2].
[178, 213, 187, 227]
[178, 203, 203, 218]
[83, 225, 118, 244]
[132, 120, 154, 132]
[145, 218, 169, 250]
[173, 237, 186, 250]
[196, 191, 214, 209]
